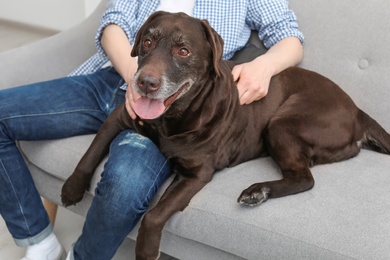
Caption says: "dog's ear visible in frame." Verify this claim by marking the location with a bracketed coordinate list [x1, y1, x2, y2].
[131, 11, 168, 57]
[200, 20, 224, 77]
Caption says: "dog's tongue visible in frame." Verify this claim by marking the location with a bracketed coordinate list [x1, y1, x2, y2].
[133, 97, 165, 120]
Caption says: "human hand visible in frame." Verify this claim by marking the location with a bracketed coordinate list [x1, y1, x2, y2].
[125, 79, 141, 120]
[231, 55, 275, 105]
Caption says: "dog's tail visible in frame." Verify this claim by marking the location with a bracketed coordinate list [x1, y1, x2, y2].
[360, 110, 390, 154]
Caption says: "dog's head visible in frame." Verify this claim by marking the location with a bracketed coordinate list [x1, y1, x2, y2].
[130, 11, 224, 120]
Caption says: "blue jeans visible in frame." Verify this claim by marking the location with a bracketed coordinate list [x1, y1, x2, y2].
[0, 67, 171, 259]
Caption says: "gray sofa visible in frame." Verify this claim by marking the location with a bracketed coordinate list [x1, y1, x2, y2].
[1, 0, 389, 259]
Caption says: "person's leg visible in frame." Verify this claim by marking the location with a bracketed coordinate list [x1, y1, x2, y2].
[0, 67, 123, 256]
[71, 130, 171, 260]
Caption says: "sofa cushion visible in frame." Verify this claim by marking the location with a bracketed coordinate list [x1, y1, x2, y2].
[20, 135, 104, 194]
[21, 138, 390, 259]
[147, 151, 390, 259]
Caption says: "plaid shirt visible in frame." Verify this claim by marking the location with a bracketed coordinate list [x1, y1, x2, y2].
[70, 0, 304, 78]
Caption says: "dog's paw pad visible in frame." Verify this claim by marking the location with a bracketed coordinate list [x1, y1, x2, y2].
[237, 187, 270, 207]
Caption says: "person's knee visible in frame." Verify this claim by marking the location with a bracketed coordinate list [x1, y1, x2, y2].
[109, 130, 169, 175]
[95, 130, 170, 214]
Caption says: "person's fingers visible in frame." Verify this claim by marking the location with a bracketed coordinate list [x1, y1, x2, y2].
[231, 64, 242, 82]
[125, 84, 140, 120]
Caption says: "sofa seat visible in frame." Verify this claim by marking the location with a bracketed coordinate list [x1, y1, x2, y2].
[21, 138, 390, 259]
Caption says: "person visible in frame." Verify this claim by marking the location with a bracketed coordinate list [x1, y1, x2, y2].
[0, 0, 304, 259]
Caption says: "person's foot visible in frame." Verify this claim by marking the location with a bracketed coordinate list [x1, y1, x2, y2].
[21, 232, 66, 260]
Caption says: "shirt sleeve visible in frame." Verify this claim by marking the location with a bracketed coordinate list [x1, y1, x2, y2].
[94, 0, 140, 57]
[247, 0, 304, 49]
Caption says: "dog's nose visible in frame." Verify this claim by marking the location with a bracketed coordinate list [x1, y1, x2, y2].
[137, 74, 161, 93]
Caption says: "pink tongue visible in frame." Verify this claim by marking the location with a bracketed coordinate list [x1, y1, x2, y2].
[133, 97, 166, 120]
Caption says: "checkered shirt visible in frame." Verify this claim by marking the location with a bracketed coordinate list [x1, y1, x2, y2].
[70, 0, 304, 81]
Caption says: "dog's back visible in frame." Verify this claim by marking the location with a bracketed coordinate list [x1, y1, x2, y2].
[207, 64, 389, 168]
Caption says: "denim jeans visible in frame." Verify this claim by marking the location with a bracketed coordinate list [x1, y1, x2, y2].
[0, 67, 171, 259]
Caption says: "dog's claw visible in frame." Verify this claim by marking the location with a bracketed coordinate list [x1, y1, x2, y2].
[238, 187, 270, 207]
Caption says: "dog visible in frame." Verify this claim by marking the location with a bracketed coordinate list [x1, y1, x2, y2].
[61, 11, 390, 259]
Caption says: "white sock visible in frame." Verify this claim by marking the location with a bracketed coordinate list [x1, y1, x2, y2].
[23, 232, 64, 260]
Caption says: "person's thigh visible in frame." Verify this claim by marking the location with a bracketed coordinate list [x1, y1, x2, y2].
[0, 67, 125, 141]
[230, 43, 267, 63]
[0, 67, 125, 242]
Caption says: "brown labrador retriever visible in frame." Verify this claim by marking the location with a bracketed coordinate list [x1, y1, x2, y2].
[61, 11, 390, 259]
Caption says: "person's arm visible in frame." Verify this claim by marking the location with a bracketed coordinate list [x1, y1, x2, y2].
[232, 36, 303, 105]
[101, 24, 137, 81]
[101, 24, 139, 119]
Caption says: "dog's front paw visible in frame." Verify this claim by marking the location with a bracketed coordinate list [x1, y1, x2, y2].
[237, 186, 270, 207]
[61, 173, 90, 207]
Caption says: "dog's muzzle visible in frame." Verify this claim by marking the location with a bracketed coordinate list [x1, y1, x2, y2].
[133, 81, 190, 120]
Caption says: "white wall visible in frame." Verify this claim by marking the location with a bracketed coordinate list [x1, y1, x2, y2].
[0, 0, 101, 31]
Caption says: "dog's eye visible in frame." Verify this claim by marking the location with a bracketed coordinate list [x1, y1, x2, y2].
[178, 48, 190, 57]
[143, 39, 152, 48]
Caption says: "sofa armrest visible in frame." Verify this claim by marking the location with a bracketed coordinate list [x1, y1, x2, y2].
[0, 0, 109, 89]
